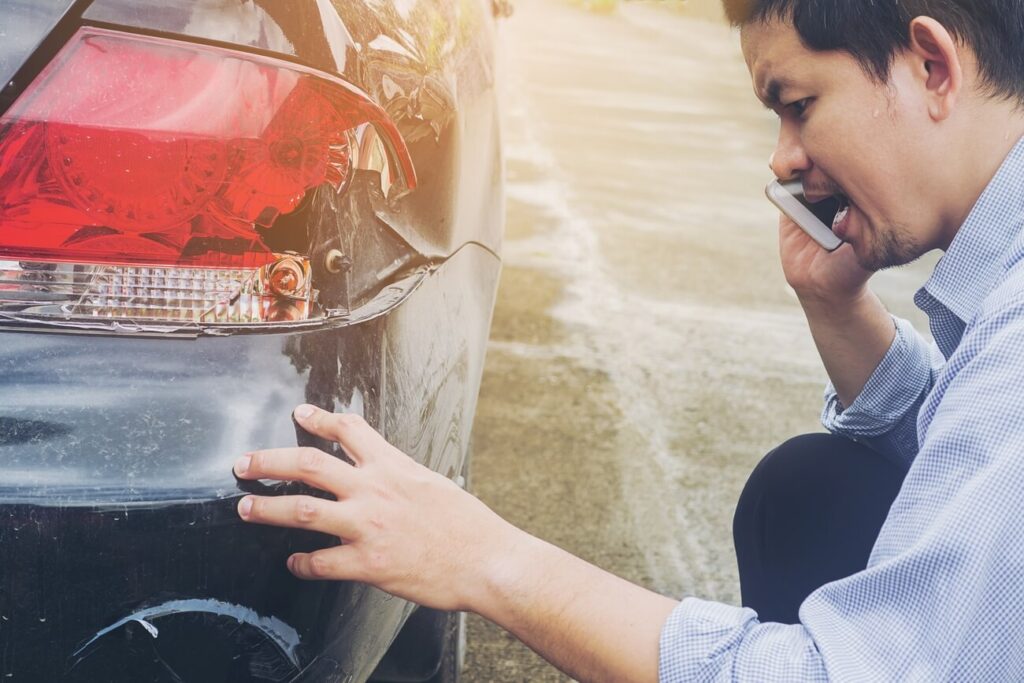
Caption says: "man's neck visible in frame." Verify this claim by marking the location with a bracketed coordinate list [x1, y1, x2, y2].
[937, 106, 1024, 250]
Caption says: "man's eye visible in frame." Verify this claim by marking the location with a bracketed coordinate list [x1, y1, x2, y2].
[787, 98, 812, 117]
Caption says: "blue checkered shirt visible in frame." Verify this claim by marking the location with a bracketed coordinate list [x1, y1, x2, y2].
[660, 136, 1024, 681]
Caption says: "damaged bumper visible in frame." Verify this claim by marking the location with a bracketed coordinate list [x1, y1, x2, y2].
[0, 244, 500, 682]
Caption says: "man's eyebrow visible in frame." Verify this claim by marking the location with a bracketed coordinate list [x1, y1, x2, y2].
[758, 77, 790, 110]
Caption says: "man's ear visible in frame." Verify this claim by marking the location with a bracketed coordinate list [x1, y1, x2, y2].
[907, 17, 962, 121]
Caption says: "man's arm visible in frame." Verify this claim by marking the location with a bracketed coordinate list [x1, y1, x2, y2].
[777, 218, 896, 408]
[234, 406, 676, 683]
[474, 533, 678, 682]
[237, 296, 1024, 681]
[799, 287, 895, 409]
[778, 220, 939, 461]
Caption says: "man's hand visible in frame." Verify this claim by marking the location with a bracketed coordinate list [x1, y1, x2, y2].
[778, 215, 872, 305]
[233, 404, 518, 612]
[235, 404, 677, 683]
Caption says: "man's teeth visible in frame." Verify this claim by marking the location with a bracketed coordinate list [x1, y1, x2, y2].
[833, 204, 849, 229]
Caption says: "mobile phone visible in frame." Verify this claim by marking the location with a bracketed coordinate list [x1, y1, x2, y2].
[765, 178, 844, 251]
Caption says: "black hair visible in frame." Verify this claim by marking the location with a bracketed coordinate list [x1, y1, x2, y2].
[722, 0, 1024, 105]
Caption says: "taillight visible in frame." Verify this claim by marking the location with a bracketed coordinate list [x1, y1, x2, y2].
[0, 27, 416, 326]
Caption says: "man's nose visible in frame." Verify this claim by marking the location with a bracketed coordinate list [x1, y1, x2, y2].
[769, 122, 810, 179]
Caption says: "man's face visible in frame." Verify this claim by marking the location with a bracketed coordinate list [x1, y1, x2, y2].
[742, 19, 945, 270]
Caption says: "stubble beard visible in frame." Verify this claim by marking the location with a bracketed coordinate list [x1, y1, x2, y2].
[856, 221, 924, 271]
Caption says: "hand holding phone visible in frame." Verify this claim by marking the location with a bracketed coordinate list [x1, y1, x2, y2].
[765, 179, 843, 251]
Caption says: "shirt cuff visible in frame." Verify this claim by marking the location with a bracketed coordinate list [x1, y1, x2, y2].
[659, 598, 758, 682]
[821, 316, 932, 437]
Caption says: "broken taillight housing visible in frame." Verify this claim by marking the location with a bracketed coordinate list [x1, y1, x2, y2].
[0, 27, 415, 326]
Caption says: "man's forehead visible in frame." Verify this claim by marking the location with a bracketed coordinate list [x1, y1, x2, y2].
[740, 20, 809, 106]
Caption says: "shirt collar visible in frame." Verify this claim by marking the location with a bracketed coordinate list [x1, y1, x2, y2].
[920, 136, 1024, 323]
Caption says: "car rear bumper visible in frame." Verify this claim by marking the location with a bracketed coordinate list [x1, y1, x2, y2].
[0, 243, 500, 681]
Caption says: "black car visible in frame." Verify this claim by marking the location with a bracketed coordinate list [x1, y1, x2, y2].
[0, 0, 505, 680]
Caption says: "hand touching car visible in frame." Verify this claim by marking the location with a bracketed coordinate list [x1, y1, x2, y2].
[234, 404, 519, 612]
[235, 404, 677, 683]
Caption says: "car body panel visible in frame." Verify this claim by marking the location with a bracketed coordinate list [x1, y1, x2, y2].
[0, 0, 505, 678]
[0, 0, 77, 89]
[1, 243, 500, 680]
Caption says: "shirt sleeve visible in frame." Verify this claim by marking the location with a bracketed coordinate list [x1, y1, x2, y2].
[660, 302, 1024, 682]
[659, 599, 828, 682]
[820, 315, 942, 465]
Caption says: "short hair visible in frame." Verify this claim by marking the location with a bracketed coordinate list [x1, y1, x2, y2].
[722, 0, 1024, 105]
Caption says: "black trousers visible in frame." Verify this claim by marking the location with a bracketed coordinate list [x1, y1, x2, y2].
[732, 433, 908, 624]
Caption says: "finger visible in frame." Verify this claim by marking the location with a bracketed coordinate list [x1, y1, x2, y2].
[234, 447, 355, 498]
[288, 545, 362, 582]
[293, 405, 394, 466]
[237, 494, 360, 540]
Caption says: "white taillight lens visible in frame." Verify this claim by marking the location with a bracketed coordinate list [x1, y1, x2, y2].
[0, 255, 312, 323]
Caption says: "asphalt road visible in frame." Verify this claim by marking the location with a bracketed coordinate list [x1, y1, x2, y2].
[463, 1, 933, 679]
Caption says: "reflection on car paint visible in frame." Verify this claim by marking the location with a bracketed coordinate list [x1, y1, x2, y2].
[0, 0, 504, 678]
[0, 0, 75, 89]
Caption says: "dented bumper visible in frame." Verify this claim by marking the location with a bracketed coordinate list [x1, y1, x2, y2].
[0, 244, 500, 682]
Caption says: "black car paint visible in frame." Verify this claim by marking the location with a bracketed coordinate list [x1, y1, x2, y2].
[0, 0, 78, 99]
[2, 244, 499, 681]
[0, 0, 504, 680]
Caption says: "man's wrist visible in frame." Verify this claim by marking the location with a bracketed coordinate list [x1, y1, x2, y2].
[796, 285, 874, 319]
[468, 522, 548, 620]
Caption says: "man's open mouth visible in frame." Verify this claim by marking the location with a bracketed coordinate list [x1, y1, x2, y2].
[832, 194, 852, 237]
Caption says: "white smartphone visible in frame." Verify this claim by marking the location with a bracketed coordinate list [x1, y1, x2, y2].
[765, 178, 843, 251]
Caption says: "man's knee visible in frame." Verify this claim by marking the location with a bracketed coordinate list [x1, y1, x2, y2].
[736, 434, 834, 513]
[734, 433, 877, 537]
[732, 434, 903, 622]
[733, 432, 907, 553]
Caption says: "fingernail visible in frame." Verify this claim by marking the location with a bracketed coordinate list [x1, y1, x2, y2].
[234, 455, 250, 475]
[295, 404, 316, 420]
[238, 496, 253, 519]
[287, 555, 295, 571]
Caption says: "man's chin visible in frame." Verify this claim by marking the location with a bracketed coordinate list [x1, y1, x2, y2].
[852, 238, 922, 272]
[851, 247, 887, 272]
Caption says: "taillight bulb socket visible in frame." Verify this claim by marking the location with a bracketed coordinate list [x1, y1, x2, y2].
[260, 255, 311, 300]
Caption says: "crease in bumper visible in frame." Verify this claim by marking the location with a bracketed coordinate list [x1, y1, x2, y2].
[67, 598, 303, 681]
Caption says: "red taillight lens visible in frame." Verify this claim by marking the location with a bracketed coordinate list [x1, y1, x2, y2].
[0, 27, 415, 269]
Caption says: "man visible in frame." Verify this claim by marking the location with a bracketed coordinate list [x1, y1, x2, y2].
[233, 0, 1024, 679]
